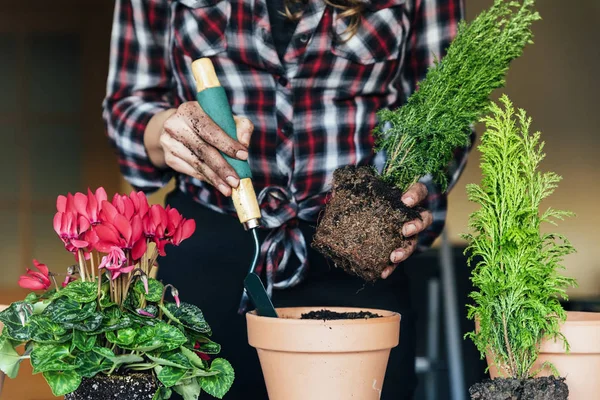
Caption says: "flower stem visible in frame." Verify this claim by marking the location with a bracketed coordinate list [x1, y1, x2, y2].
[77, 250, 87, 282]
[90, 251, 96, 281]
[50, 274, 60, 291]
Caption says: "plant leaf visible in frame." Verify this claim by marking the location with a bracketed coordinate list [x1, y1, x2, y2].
[0, 335, 22, 378]
[173, 377, 202, 400]
[147, 353, 190, 369]
[59, 281, 98, 303]
[157, 365, 187, 387]
[73, 330, 97, 352]
[43, 370, 82, 396]
[199, 358, 234, 399]
[44, 297, 96, 323]
[106, 327, 137, 346]
[31, 343, 80, 374]
[0, 302, 33, 341]
[154, 322, 188, 351]
[75, 350, 112, 378]
[134, 278, 164, 303]
[180, 346, 207, 369]
[164, 303, 211, 334]
[152, 386, 173, 400]
[63, 313, 104, 332]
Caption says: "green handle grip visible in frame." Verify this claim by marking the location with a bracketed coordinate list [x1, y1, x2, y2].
[196, 87, 252, 180]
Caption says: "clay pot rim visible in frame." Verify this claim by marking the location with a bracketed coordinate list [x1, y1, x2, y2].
[247, 306, 401, 325]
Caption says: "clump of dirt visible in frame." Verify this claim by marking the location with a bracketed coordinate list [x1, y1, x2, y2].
[64, 372, 158, 400]
[312, 165, 421, 281]
[301, 309, 382, 320]
[469, 377, 568, 400]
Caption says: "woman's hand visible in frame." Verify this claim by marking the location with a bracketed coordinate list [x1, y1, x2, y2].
[144, 101, 254, 197]
[381, 182, 433, 279]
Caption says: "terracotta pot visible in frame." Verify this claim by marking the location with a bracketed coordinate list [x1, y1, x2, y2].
[480, 311, 600, 400]
[246, 306, 400, 400]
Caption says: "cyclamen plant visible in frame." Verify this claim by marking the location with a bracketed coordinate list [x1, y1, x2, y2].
[0, 188, 234, 399]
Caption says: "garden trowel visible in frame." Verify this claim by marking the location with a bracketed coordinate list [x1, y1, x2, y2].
[191, 58, 277, 318]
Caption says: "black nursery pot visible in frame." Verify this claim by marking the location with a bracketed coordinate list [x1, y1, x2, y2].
[64, 372, 158, 400]
[469, 377, 568, 400]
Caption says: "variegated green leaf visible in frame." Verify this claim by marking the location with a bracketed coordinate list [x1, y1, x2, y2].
[73, 330, 96, 352]
[106, 327, 137, 346]
[134, 278, 164, 303]
[199, 358, 234, 399]
[43, 370, 82, 396]
[44, 297, 96, 323]
[164, 303, 211, 334]
[157, 365, 187, 387]
[59, 281, 97, 303]
[75, 350, 112, 378]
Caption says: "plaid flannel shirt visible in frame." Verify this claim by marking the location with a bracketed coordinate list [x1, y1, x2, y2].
[102, 0, 471, 296]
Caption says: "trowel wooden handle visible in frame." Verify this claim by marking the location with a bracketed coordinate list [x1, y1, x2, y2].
[191, 58, 261, 229]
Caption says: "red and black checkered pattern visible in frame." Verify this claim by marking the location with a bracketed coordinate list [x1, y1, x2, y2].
[102, 0, 470, 293]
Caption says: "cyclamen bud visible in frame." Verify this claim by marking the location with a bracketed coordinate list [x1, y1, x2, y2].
[171, 287, 180, 308]
[140, 274, 149, 295]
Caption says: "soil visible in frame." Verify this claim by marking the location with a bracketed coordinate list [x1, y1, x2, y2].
[469, 377, 569, 400]
[64, 372, 158, 400]
[301, 309, 382, 320]
[312, 165, 421, 281]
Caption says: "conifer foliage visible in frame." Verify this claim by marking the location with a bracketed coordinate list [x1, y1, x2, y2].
[462, 95, 577, 380]
[375, 0, 540, 192]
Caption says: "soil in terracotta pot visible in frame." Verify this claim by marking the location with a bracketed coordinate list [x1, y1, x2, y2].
[301, 309, 382, 320]
[312, 165, 421, 281]
[64, 371, 158, 400]
[469, 377, 568, 400]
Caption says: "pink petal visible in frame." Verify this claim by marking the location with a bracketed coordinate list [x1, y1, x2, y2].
[120, 265, 135, 274]
[113, 214, 132, 243]
[53, 212, 63, 236]
[19, 276, 47, 291]
[74, 193, 88, 217]
[98, 255, 109, 270]
[95, 224, 121, 244]
[32, 259, 49, 276]
[95, 187, 108, 204]
[95, 241, 116, 253]
[100, 201, 118, 223]
[27, 270, 51, 287]
[131, 238, 147, 261]
[180, 219, 196, 241]
[71, 239, 89, 249]
[78, 215, 91, 234]
[123, 198, 135, 220]
[131, 216, 143, 242]
[56, 195, 67, 213]
[168, 208, 182, 229]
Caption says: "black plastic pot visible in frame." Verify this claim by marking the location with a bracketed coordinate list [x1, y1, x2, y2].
[64, 372, 158, 400]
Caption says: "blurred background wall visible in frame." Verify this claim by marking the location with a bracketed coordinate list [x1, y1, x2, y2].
[0, 0, 598, 398]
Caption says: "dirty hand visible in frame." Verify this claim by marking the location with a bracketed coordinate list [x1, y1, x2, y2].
[144, 101, 254, 197]
[381, 182, 433, 279]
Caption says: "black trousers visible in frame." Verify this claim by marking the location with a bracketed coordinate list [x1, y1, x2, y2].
[157, 189, 418, 399]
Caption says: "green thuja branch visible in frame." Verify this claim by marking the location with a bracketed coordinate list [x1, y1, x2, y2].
[374, 0, 540, 192]
[462, 95, 577, 380]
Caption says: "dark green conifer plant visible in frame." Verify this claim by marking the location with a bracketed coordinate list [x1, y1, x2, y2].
[375, 0, 540, 193]
[462, 95, 577, 379]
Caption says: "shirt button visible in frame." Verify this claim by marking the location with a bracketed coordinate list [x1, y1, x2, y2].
[299, 34, 310, 44]
[278, 76, 289, 86]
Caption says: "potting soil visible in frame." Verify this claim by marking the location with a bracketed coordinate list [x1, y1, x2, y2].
[312, 165, 421, 281]
[300, 309, 382, 320]
[469, 376, 568, 400]
[64, 372, 158, 400]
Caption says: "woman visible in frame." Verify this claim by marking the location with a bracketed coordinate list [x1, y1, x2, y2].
[102, 0, 469, 398]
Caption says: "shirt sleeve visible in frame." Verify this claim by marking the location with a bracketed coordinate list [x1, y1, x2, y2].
[399, 0, 474, 251]
[101, 0, 175, 193]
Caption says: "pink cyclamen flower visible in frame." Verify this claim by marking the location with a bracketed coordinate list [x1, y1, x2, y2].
[53, 211, 91, 253]
[96, 200, 147, 261]
[18, 260, 51, 291]
[98, 246, 134, 280]
[73, 188, 107, 225]
[129, 191, 149, 219]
